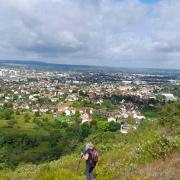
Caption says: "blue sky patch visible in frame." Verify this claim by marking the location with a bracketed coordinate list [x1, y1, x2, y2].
[140, 0, 160, 4]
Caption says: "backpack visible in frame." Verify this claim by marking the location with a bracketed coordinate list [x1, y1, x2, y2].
[89, 148, 99, 163]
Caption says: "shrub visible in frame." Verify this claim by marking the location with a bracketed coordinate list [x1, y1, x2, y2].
[158, 102, 180, 134]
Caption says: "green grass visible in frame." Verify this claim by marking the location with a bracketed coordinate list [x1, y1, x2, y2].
[0, 120, 7, 127]
[0, 111, 54, 129]
[2, 120, 179, 180]
[37, 169, 82, 180]
[0, 102, 180, 179]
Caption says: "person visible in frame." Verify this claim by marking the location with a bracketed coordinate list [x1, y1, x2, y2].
[81, 142, 98, 180]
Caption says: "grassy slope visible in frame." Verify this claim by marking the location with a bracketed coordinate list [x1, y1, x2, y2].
[1, 119, 179, 180]
[129, 153, 180, 180]
[1, 101, 180, 180]
[0, 112, 53, 129]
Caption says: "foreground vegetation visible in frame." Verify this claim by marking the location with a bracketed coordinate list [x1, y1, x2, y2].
[0, 101, 180, 179]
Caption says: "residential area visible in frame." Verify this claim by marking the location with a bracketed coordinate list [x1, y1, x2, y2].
[0, 66, 179, 133]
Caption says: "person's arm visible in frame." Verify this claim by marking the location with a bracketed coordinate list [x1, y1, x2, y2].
[81, 152, 89, 160]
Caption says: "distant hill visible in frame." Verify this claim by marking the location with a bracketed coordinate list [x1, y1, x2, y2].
[0, 60, 180, 75]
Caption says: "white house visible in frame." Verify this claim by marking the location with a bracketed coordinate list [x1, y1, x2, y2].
[133, 114, 145, 120]
[161, 93, 177, 102]
[67, 94, 78, 101]
[120, 123, 129, 134]
[108, 117, 116, 123]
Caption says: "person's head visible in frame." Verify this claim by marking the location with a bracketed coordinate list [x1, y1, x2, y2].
[86, 142, 94, 150]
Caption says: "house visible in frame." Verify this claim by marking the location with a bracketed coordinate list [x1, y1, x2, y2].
[32, 109, 39, 113]
[122, 113, 128, 119]
[0, 93, 4, 97]
[57, 104, 76, 116]
[0, 102, 4, 107]
[65, 109, 71, 116]
[51, 97, 59, 102]
[108, 117, 116, 123]
[79, 108, 93, 115]
[58, 91, 64, 97]
[57, 104, 66, 115]
[133, 114, 145, 120]
[81, 112, 92, 124]
[24, 104, 30, 110]
[66, 94, 78, 101]
[65, 108, 76, 116]
[29, 94, 38, 101]
[48, 105, 56, 113]
[5, 96, 11, 100]
[88, 92, 97, 99]
[161, 93, 177, 102]
[120, 123, 129, 134]
[96, 99, 103, 105]
[40, 105, 49, 113]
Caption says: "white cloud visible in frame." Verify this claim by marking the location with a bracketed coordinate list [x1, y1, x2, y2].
[0, 0, 180, 69]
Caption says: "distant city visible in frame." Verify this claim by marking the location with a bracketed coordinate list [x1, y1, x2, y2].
[0, 60, 179, 133]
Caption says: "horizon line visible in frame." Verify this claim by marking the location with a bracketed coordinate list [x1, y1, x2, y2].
[0, 59, 180, 71]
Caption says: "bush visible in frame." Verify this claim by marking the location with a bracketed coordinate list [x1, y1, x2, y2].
[107, 122, 121, 132]
[0, 108, 14, 120]
[6, 120, 17, 128]
[80, 123, 91, 139]
[158, 102, 180, 134]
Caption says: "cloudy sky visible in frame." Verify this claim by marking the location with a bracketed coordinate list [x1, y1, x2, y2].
[0, 0, 180, 69]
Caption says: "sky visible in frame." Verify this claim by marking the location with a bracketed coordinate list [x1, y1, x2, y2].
[0, 0, 180, 69]
[141, 0, 159, 4]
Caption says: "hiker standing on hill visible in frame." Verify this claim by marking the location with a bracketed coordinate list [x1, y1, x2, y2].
[81, 142, 99, 180]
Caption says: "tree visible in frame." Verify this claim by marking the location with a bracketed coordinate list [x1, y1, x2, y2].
[15, 110, 20, 115]
[96, 121, 109, 132]
[35, 111, 40, 117]
[3, 108, 13, 120]
[107, 121, 121, 132]
[39, 98, 51, 105]
[3, 103, 13, 108]
[79, 90, 86, 97]
[101, 99, 115, 110]
[6, 119, 17, 128]
[42, 117, 48, 122]
[80, 123, 91, 139]
[159, 102, 180, 129]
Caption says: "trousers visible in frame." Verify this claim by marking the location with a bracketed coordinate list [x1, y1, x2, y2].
[85, 163, 95, 180]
